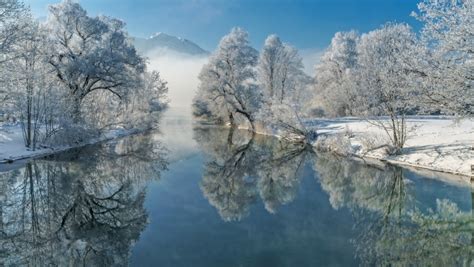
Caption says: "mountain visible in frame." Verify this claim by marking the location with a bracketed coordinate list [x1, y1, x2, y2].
[133, 33, 209, 56]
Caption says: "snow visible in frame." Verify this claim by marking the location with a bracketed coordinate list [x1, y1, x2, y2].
[0, 124, 54, 163]
[0, 123, 136, 166]
[2, 116, 473, 180]
[308, 116, 474, 178]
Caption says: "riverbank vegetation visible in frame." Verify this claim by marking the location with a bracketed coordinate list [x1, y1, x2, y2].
[0, 0, 168, 152]
[193, 0, 472, 155]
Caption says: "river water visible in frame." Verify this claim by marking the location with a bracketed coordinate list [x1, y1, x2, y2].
[0, 113, 473, 266]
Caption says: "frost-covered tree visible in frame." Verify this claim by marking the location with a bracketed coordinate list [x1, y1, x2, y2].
[193, 27, 260, 129]
[313, 31, 359, 117]
[0, 6, 65, 149]
[6, 17, 59, 149]
[0, 0, 168, 148]
[355, 24, 419, 153]
[257, 34, 312, 140]
[46, 0, 145, 123]
[0, 0, 28, 60]
[258, 34, 306, 104]
[411, 0, 473, 116]
[0, 0, 29, 108]
[117, 70, 169, 130]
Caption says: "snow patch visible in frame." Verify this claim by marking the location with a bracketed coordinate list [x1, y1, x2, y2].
[309, 116, 474, 179]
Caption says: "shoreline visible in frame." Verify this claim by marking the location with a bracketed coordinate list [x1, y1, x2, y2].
[0, 128, 143, 170]
[2, 117, 472, 184]
[220, 117, 474, 183]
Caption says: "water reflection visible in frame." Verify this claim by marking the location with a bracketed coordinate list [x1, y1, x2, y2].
[195, 127, 474, 265]
[0, 133, 168, 266]
[195, 127, 312, 221]
[314, 153, 474, 266]
[1, 126, 474, 265]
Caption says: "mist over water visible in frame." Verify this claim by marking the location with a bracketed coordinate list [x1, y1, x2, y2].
[144, 46, 321, 116]
[146, 48, 208, 115]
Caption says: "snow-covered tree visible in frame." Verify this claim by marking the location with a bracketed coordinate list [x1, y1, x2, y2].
[193, 27, 260, 129]
[117, 70, 169, 130]
[256, 34, 313, 140]
[0, 0, 29, 108]
[46, 0, 145, 123]
[0, 0, 28, 60]
[12, 19, 50, 149]
[0, 0, 168, 148]
[313, 31, 359, 117]
[411, 0, 473, 116]
[355, 23, 419, 152]
[0, 6, 65, 149]
[258, 34, 306, 104]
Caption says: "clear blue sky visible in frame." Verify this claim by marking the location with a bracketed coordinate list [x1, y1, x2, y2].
[25, 0, 421, 51]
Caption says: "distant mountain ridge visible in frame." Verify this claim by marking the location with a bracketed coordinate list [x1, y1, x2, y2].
[133, 32, 209, 56]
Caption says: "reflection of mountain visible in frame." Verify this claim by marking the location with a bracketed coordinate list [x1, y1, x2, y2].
[133, 33, 208, 56]
[194, 127, 309, 221]
[0, 134, 168, 266]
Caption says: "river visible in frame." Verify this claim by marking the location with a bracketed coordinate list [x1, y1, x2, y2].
[0, 111, 473, 266]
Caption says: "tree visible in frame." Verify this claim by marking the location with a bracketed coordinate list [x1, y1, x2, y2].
[10, 18, 53, 149]
[411, 0, 473, 116]
[355, 23, 419, 153]
[258, 34, 306, 104]
[193, 27, 260, 129]
[116, 70, 169, 130]
[0, 0, 29, 111]
[45, 0, 145, 123]
[313, 31, 359, 117]
[257, 34, 312, 140]
[0, 0, 28, 61]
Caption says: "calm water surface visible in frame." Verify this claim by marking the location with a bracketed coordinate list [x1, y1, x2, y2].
[1, 117, 473, 266]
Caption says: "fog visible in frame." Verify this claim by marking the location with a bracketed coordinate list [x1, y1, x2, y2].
[145, 47, 322, 116]
[146, 48, 208, 114]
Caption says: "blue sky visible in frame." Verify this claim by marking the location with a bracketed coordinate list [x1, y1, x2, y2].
[25, 0, 421, 51]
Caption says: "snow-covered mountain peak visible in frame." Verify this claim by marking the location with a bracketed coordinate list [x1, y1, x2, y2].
[134, 32, 208, 56]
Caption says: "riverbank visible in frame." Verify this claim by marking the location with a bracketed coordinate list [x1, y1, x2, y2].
[0, 123, 141, 166]
[308, 117, 474, 179]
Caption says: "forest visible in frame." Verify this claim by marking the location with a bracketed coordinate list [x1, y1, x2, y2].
[0, 0, 168, 151]
[0, 0, 472, 176]
[193, 0, 472, 154]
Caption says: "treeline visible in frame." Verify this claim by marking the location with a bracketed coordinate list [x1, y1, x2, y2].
[193, 0, 472, 151]
[0, 0, 168, 150]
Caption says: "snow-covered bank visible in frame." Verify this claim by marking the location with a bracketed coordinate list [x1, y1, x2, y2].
[0, 123, 140, 166]
[308, 117, 474, 179]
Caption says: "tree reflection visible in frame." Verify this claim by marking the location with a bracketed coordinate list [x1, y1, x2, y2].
[314, 153, 474, 266]
[257, 142, 309, 214]
[195, 127, 310, 221]
[0, 133, 168, 266]
[357, 199, 474, 266]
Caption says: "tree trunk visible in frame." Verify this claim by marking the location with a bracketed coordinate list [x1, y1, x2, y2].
[26, 80, 32, 148]
[71, 96, 82, 124]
